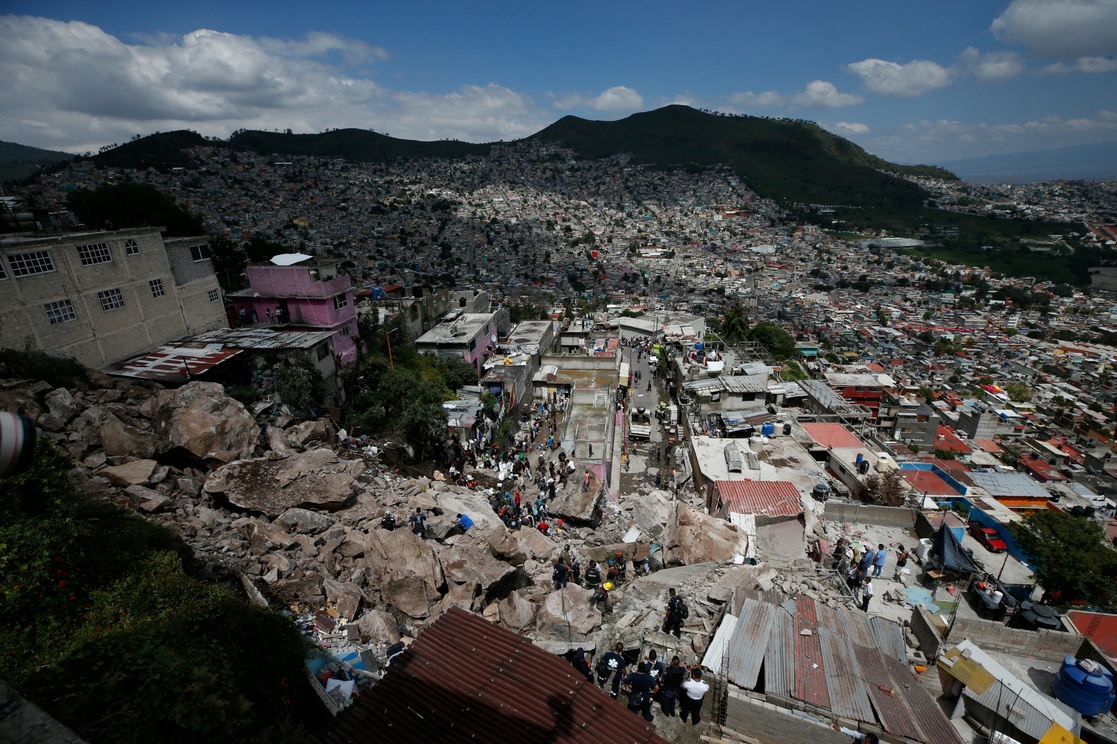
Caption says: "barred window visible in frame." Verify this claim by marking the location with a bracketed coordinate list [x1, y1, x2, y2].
[0, 260, 6, 280]
[189, 244, 212, 262]
[340, 322, 352, 337]
[77, 242, 112, 266]
[125, 239, 140, 256]
[149, 279, 165, 297]
[44, 299, 77, 325]
[316, 342, 330, 361]
[333, 294, 349, 310]
[208, 289, 220, 302]
[97, 288, 125, 312]
[8, 251, 55, 277]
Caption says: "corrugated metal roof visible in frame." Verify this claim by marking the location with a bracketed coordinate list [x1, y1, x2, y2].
[765, 609, 794, 699]
[717, 480, 803, 519]
[855, 644, 922, 740]
[306, 607, 668, 744]
[726, 598, 777, 689]
[793, 597, 829, 709]
[111, 346, 242, 381]
[940, 640, 1080, 742]
[878, 651, 967, 744]
[818, 628, 875, 722]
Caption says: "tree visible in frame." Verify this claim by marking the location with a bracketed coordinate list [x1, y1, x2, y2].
[720, 302, 750, 342]
[1005, 382, 1033, 403]
[749, 321, 796, 360]
[1013, 510, 1117, 605]
[856, 469, 906, 506]
[66, 183, 204, 237]
[275, 352, 327, 410]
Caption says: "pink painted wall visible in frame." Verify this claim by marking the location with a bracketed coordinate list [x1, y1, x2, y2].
[246, 265, 351, 299]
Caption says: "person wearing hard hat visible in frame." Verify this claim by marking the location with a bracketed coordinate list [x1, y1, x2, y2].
[591, 581, 613, 612]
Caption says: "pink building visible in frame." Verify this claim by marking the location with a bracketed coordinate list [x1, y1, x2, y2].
[230, 256, 359, 363]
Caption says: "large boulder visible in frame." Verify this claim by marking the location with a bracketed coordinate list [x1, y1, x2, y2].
[274, 507, 336, 535]
[547, 478, 602, 525]
[535, 586, 601, 639]
[287, 420, 332, 448]
[79, 406, 155, 458]
[441, 537, 523, 602]
[153, 382, 257, 464]
[498, 590, 537, 632]
[362, 528, 444, 619]
[101, 459, 159, 487]
[356, 610, 400, 644]
[36, 387, 77, 432]
[203, 448, 363, 517]
[662, 502, 749, 566]
[629, 489, 672, 538]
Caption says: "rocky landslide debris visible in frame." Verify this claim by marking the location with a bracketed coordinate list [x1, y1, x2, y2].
[7, 369, 758, 665]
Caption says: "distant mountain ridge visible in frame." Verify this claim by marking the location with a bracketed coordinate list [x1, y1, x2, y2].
[936, 140, 1117, 183]
[0, 140, 73, 182]
[82, 105, 953, 212]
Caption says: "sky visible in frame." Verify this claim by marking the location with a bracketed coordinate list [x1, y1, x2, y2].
[2, 1, 1116, 168]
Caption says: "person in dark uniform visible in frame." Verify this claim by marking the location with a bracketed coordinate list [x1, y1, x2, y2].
[570, 647, 593, 682]
[663, 588, 686, 637]
[409, 507, 426, 537]
[584, 561, 601, 588]
[625, 662, 659, 722]
[660, 656, 687, 717]
[380, 511, 396, 531]
[597, 642, 627, 698]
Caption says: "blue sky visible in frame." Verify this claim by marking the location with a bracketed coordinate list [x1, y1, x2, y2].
[2, 1, 1116, 167]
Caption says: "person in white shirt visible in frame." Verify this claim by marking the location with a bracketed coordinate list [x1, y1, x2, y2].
[679, 667, 710, 725]
[860, 576, 874, 613]
[832, 723, 879, 743]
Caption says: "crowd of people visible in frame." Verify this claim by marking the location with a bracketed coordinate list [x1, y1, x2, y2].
[569, 640, 710, 725]
[831, 538, 909, 613]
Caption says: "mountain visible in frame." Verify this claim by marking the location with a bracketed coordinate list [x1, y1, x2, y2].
[528, 105, 955, 208]
[0, 140, 73, 183]
[88, 106, 952, 214]
[936, 140, 1117, 183]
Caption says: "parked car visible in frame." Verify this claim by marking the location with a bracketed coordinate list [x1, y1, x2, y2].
[969, 522, 1008, 553]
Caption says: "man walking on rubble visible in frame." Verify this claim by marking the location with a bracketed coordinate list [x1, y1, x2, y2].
[597, 642, 626, 699]
[660, 656, 687, 717]
[409, 507, 427, 537]
[663, 588, 686, 638]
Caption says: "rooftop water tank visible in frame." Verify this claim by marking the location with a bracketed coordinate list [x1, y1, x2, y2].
[761, 422, 775, 437]
[783, 422, 792, 436]
[1054, 655, 1116, 716]
[812, 483, 830, 502]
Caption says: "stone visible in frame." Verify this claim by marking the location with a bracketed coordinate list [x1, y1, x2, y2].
[547, 478, 603, 525]
[239, 517, 300, 551]
[362, 528, 444, 619]
[203, 448, 363, 517]
[356, 610, 400, 644]
[287, 419, 331, 447]
[275, 508, 336, 535]
[138, 494, 170, 513]
[82, 406, 155, 458]
[36, 387, 77, 432]
[323, 579, 365, 620]
[629, 489, 672, 538]
[441, 537, 521, 601]
[535, 586, 601, 639]
[265, 426, 294, 456]
[498, 590, 537, 632]
[153, 382, 258, 464]
[103, 459, 159, 487]
[662, 502, 749, 566]
[489, 528, 528, 565]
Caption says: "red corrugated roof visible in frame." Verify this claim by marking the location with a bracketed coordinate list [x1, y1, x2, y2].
[306, 607, 668, 744]
[717, 480, 802, 518]
[111, 347, 242, 381]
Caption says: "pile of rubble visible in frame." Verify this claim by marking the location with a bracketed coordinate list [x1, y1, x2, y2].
[1, 371, 757, 668]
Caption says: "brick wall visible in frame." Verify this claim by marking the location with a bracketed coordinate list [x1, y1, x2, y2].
[944, 615, 1083, 657]
[823, 501, 918, 529]
[724, 690, 877, 744]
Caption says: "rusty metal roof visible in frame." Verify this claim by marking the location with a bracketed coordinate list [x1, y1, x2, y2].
[306, 607, 668, 744]
[723, 589, 962, 744]
[716, 480, 803, 519]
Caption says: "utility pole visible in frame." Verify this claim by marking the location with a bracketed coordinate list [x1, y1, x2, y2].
[385, 327, 397, 373]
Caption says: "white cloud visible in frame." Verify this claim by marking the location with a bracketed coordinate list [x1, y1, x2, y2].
[866, 110, 1117, 163]
[846, 58, 952, 97]
[1045, 56, 1117, 74]
[956, 47, 1026, 82]
[991, 0, 1117, 59]
[830, 122, 870, 136]
[790, 80, 863, 108]
[0, 15, 550, 151]
[553, 86, 643, 113]
[725, 90, 785, 109]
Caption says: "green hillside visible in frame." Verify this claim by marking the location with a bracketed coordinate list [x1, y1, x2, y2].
[0, 140, 73, 183]
[228, 128, 489, 161]
[92, 130, 210, 171]
[528, 105, 951, 209]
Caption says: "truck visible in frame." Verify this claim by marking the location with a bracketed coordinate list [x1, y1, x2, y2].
[629, 406, 652, 440]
